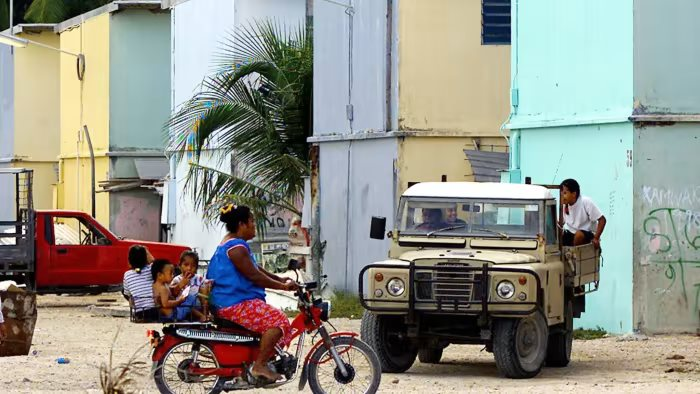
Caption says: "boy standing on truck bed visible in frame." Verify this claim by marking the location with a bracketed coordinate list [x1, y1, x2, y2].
[560, 178, 607, 249]
[0, 295, 5, 342]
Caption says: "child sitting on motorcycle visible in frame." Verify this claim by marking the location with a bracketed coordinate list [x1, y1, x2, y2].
[152, 259, 187, 322]
[206, 204, 299, 382]
[170, 251, 210, 322]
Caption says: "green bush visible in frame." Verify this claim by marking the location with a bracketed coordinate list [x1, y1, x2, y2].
[573, 326, 607, 340]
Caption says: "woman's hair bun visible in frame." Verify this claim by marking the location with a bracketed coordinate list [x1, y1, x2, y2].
[219, 203, 238, 223]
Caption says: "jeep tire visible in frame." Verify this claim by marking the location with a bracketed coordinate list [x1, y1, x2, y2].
[546, 299, 573, 367]
[361, 311, 417, 373]
[493, 311, 548, 379]
[418, 346, 443, 364]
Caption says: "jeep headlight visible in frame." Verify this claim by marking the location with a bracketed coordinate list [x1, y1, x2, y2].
[386, 278, 405, 297]
[496, 280, 515, 299]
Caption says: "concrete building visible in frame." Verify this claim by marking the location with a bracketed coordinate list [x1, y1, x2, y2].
[312, 0, 511, 292]
[0, 24, 59, 221]
[56, 2, 170, 241]
[161, 0, 306, 260]
[505, 0, 700, 333]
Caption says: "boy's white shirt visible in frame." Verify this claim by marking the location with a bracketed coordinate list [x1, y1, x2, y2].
[563, 195, 603, 233]
[0, 294, 3, 323]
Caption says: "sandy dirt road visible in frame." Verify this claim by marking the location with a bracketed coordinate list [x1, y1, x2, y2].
[2, 294, 699, 393]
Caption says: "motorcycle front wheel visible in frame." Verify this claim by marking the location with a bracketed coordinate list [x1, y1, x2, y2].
[307, 336, 381, 394]
[153, 342, 223, 394]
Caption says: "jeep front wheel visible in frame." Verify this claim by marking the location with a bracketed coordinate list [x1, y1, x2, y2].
[360, 311, 417, 373]
[493, 312, 548, 379]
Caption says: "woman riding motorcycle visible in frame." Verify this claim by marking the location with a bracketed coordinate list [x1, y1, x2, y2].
[206, 204, 299, 382]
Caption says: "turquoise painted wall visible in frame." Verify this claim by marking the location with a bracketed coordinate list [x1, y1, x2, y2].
[509, 0, 633, 129]
[109, 9, 171, 153]
[519, 123, 634, 333]
[634, 0, 700, 114]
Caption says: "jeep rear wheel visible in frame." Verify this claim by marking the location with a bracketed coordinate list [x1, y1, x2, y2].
[546, 299, 573, 367]
[418, 346, 443, 364]
[360, 311, 417, 373]
[493, 312, 548, 379]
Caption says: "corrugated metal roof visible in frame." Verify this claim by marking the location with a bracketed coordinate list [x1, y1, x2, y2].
[463, 150, 509, 182]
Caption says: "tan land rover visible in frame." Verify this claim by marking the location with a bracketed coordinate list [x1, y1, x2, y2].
[359, 182, 600, 379]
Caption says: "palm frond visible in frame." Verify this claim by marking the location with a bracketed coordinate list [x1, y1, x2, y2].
[24, 0, 68, 23]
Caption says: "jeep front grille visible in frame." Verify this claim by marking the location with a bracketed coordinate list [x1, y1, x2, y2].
[414, 262, 485, 308]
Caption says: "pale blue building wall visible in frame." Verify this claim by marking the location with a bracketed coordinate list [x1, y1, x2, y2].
[508, 0, 635, 333]
[519, 124, 634, 332]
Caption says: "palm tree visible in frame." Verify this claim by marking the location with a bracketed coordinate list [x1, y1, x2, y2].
[168, 20, 313, 234]
[23, 0, 110, 24]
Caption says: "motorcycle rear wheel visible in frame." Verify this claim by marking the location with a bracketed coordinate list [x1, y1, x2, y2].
[153, 342, 223, 394]
[307, 336, 381, 394]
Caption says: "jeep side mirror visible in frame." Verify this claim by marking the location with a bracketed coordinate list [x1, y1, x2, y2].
[370, 216, 386, 240]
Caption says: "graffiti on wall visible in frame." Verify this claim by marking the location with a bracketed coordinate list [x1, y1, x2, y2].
[641, 186, 700, 317]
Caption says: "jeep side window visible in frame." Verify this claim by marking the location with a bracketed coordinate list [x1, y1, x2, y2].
[545, 205, 557, 245]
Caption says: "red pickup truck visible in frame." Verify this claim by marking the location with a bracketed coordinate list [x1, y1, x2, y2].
[0, 168, 189, 293]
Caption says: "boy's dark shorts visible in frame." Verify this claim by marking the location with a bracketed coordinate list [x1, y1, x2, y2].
[563, 230, 594, 246]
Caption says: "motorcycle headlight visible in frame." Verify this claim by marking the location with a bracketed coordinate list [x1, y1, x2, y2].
[386, 278, 405, 297]
[319, 300, 331, 321]
[496, 280, 515, 299]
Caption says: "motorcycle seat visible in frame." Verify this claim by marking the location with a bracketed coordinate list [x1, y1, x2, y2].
[214, 317, 259, 335]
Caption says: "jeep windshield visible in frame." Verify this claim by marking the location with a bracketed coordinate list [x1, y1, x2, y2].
[398, 197, 541, 238]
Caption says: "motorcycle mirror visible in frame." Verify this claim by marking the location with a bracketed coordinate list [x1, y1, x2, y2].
[288, 259, 300, 271]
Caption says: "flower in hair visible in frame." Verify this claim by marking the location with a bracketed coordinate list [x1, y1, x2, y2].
[220, 204, 237, 215]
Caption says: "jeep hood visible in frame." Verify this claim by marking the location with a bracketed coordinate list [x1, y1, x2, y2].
[399, 249, 538, 264]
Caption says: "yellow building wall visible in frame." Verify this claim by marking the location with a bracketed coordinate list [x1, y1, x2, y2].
[13, 30, 60, 162]
[397, 136, 508, 194]
[59, 157, 110, 225]
[10, 162, 57, 210]
[58, 14, 111, 223]
[398, 0, 510, 135]
[10, 30, 61, 210]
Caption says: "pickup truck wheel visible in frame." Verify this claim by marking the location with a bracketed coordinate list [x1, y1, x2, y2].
[360, 311, 417, 373]
[546, 299, 573, 367]
[493, 312, 548, 379]
[418, 346, 443, 364]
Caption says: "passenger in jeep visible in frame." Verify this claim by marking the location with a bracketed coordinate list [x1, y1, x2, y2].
[560, 178, 607, 248]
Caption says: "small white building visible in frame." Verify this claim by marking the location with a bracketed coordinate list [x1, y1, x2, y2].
[161, 0, 306, 262]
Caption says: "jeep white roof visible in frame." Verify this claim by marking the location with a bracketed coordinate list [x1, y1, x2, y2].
[403, 182, 554, 200]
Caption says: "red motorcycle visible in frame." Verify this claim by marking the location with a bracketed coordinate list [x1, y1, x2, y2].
[147, 261, 381, 393]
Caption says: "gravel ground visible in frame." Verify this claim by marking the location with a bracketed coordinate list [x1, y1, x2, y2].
[1, 293, 699, 393]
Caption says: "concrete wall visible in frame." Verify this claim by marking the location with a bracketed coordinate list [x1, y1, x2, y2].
[319, 138, 398, 291]
[509, 0, 633, 129]
[399, 0, 510, 135]
[519, 123, 634, 333]
[109, 9, 171, 157]
[634, 123, 700, 333]
[110, 189, 162, 241]
[398, 136, 508, 193]
[634, 0, 700, 114]
[313, 0, 390, 135]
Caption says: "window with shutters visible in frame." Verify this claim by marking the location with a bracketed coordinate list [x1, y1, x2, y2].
[482, 0, 511, 45]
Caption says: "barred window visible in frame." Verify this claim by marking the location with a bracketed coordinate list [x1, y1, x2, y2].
[482, 0, 511, 45]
